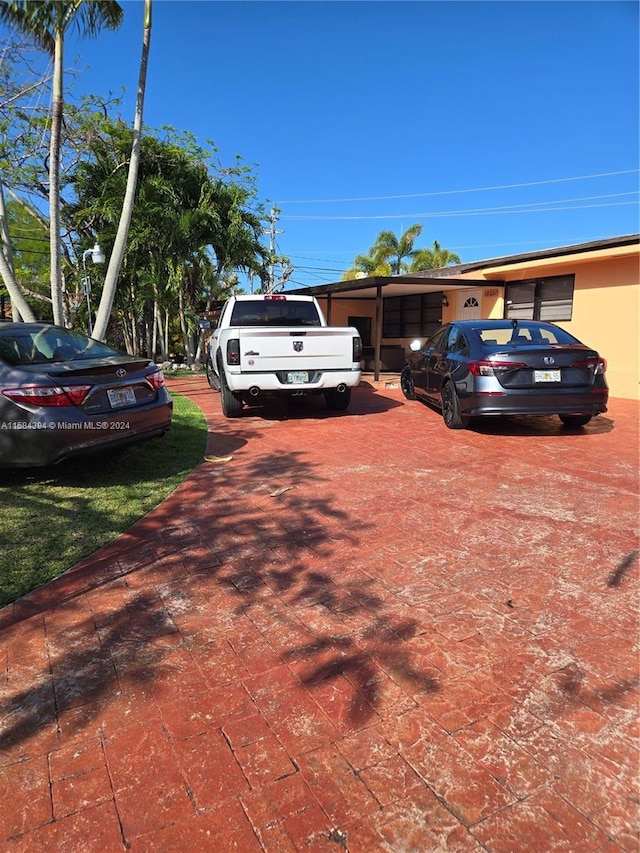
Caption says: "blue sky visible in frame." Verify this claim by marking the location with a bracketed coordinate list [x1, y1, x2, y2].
[59, 1, 640, 287]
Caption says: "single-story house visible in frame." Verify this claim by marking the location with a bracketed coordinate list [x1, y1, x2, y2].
[291, 233, 639, 401]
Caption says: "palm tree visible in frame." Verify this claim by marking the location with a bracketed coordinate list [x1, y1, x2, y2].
[342, 224, 425, 279]
[410, 240, 461, 271]
[371, 224, 424, 274]
[71, 120, 269, 356]
[0, 0, 124, 326]
[341, 252, 392, 280]
[93, 0, 149, 342]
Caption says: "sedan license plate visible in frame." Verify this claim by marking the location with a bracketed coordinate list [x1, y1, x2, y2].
[287, 371, 309, 384]
[107, 387, 136, 408]
[534, 369, 561, 383]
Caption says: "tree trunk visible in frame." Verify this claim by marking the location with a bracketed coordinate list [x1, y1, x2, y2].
[92, 0, 152, 341]
[49, 32, 64, 326]
[152, 296, 159, 358]
[178, 288, 188, 363]
[0, 182, 35, 321]
[121, 311, 133, 354]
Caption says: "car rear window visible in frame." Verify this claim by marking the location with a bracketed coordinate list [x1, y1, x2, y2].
[475, 324, 579, 347]
[229, 300, 322, 327]
[0, 328, 119, 366]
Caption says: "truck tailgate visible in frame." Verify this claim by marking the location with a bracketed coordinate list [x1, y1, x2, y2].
[237, 327, 356, 371]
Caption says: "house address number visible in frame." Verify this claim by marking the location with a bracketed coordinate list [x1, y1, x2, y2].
[484, 289, 499, 297]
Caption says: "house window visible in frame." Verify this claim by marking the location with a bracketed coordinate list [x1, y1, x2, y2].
[505, 275, 574, 322]
[383, 292, 443, 338]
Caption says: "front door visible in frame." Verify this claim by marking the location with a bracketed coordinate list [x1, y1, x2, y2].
[457, 289, 482, 320]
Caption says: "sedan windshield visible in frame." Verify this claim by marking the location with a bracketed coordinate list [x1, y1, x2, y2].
[0, 327, 120, 366]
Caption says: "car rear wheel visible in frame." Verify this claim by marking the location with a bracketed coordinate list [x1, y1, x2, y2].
[441, 381, 468, 430]
[559, 414, 592, 428]
[400, 369, 416, 400]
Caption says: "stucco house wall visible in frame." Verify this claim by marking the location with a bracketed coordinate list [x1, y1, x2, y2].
[441, 247, 639, 400]
[303, 236, 639, 400]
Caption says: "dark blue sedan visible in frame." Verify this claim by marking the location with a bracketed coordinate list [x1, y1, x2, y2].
[0, 323, 173, 467]
[400, 319, 608, 429]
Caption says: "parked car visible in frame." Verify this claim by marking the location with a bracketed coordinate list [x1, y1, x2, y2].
[0, 323, 173, 467]
[400, 319, 608, 429]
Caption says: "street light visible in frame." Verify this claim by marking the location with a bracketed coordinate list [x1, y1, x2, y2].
[81, 242, 105, 335]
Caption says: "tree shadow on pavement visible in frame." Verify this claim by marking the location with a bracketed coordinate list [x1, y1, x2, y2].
[0, 439, 439, 752]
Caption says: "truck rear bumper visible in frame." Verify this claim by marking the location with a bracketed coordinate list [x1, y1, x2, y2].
[225, 369, 361, 395]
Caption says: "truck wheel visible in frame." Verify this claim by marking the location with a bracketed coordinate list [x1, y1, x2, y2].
[220, 370, 243, 418]
[324, 387, 351, 411]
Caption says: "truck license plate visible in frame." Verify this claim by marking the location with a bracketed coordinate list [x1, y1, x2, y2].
[287, 371, 309, 384]
[534, 369, 561, 383]
[107, 387, 136, 408]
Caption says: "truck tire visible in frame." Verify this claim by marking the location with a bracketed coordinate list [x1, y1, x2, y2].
[324, 387, 351, 411]
[219, 368, 243, 418]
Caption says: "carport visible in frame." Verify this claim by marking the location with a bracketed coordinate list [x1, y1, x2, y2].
[290, 273, 488, 382]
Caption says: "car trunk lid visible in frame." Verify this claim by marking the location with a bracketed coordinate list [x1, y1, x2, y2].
[23, 356, 160, 414]
[485, 345, 604, 389]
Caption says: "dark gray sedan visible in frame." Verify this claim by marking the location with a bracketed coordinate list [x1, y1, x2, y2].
[0, 323, 173, 467]
[401, 319, 608, 429]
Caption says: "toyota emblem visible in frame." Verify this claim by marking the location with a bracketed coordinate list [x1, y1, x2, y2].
[116, 368, 127, 378]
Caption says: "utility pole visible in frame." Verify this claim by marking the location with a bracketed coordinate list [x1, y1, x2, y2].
[266, 206, 282, 293]
[262, 206, 294, 293]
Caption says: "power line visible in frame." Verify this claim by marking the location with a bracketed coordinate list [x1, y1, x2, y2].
[277, 169, 639, 205]
[283, 195, 639, 222]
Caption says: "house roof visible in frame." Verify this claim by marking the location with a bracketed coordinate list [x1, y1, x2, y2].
[289, 233, 640, 300]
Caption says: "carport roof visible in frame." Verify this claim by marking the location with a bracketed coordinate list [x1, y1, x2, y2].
[288, 274, 485, 300]
[289, 233, 640, 300]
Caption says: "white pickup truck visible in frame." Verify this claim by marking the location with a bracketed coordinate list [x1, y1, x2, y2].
[206, 294, 362, 417]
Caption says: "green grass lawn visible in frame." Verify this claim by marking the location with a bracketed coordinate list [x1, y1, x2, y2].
[0, 392, 207, 608]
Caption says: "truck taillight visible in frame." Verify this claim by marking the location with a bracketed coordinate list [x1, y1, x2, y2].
[226, 339, 240, 365]
[264, 295, 286, 300]
[353, 336, 362, 362]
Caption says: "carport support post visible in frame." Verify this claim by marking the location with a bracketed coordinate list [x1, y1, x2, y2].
[374, 284, 383, 382]
[325, 293, 332, 324]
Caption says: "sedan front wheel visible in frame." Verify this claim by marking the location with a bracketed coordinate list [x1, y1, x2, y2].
[400, 369, 416, 400]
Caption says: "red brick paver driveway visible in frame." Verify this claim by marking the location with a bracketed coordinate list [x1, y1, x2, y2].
[2, 378, 638, 852]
